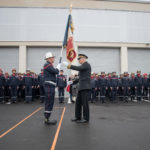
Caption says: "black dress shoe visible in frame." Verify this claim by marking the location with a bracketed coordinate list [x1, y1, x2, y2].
[45, 119, 57, 125]
[71, 118, 81, 122]
[76, 119, 89, 123]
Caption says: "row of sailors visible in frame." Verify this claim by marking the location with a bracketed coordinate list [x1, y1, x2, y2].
[0, 68, 67, 104]
[90, 71, 150, 103]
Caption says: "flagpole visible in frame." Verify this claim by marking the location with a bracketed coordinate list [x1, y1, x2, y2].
[59, 46, 64, 63]
[59, 4, 72, 64]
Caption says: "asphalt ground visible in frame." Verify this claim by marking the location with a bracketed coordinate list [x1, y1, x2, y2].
[0, 99, 150, 150]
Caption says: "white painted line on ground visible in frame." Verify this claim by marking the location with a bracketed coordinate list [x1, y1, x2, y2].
[143, 100, 150, 102]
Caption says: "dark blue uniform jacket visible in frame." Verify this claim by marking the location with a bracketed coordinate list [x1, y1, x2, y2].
[38, 73, 44, 86]
[5, 76, 10, 86]
[129, 77, 136, 88]
[0, 74, 5, 87]
[122, 77, 130, 87]
[9, 74, 19, 87]
[98, 77, 107, 88]
[23, 74, 34, 86]
[57, 75, 67, 88]
[110, 76, 119, 87]
[91, 78, 98, 89]
[43, 61, 59, 84]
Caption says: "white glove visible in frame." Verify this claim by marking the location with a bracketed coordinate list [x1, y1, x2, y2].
[67, 81, 73, 85]
[56, 63, 61, 70]
[63, 61, 69, 66]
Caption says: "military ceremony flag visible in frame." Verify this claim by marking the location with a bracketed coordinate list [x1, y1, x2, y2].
[63, 13, 77, 63]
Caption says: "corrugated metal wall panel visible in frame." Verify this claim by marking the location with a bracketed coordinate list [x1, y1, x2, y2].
[128, 48, 150, 74]
[79, 47, 120, 74]
[0, 47, 19, 74]
[0, 8, 150, 43]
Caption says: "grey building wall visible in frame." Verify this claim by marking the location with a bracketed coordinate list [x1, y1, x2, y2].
[79, 47, 120, 74]
[0, 8, 150, 43]
[0, 47, 19, 73]
[128, 48, 150, 74]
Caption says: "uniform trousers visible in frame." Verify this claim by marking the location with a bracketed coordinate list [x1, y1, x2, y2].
[40, 86, 45, 101]
[110, 87, 117, 101]
[137, 86, 142, 100]
[75, 89, 90, 121]
[58, 87, 64, 102]
[100, 87, 106, 102]
[25, 86, 32, 102]
[44, 83, 55, 119]
[0, 87, 4, 102]
[10, 86, 17, 102]
[4, 86, 10, 101]
[90, 88, 96, 102]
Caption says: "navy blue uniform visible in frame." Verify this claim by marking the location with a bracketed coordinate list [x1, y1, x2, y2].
[38, 73, 45, 102]
[142, 77, 149, 99]
[0, 74, 5, 103]
[95, 76, 100, 100]
[32, 76, 38, 101]
[23, 74, 34, 103]
[135, 75, 143, 100]
[122, 76, 130, 101]
[106, 76, 111, 100]
[129, 77, 136, 100]
[98, 76, 107, 103]
[43, 61, 59, 119]
[118, 77, 123, 101]
[4, 76, 10, 101]
[90, 77, 97, 102]
[9, 74, 19, 103]
[69, 61, 91, 121]
[57, 75, 67, 103]
[18, 76, 24, 101]
[110, 76, 119, 101]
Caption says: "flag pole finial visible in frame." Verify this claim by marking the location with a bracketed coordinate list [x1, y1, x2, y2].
[70, 4, 72, 13]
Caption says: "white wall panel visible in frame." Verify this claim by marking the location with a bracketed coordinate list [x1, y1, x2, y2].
[128, 48, 150, 73]
[79, 47, 120, 74]
[0, 8, 150, 43]
[0, 47, 19, 73]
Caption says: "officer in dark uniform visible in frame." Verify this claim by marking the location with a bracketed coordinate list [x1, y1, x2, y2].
[98, 72, 108, 103]
[90, 73, 97, 103]
[0, 69, 5, 103]
[57, 70, 67, 103]
[129, 73, 136, 101]
[118, 74, 123, 101]
[31, 72, 36, 101]
[64, 54, 91, 123]
[148, 74, 150, 100]
[38, 69, 45, 103]
[95, 73, 100, 101]
[18, 73, 24, 102]
[122, 72, 130, 102]
[135, 70, 143, 101]
[142, 73, 149, 99]
[9, 68, 19, 103]
[110, 72, 119, 102]
[43, 52, 60, 125]
[35, 74, 40, 100]
[4, 72, 10, 103]
[106, 73, 112, 101]
[33, 73, 39, 100]
[23, 69, 34, 103]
